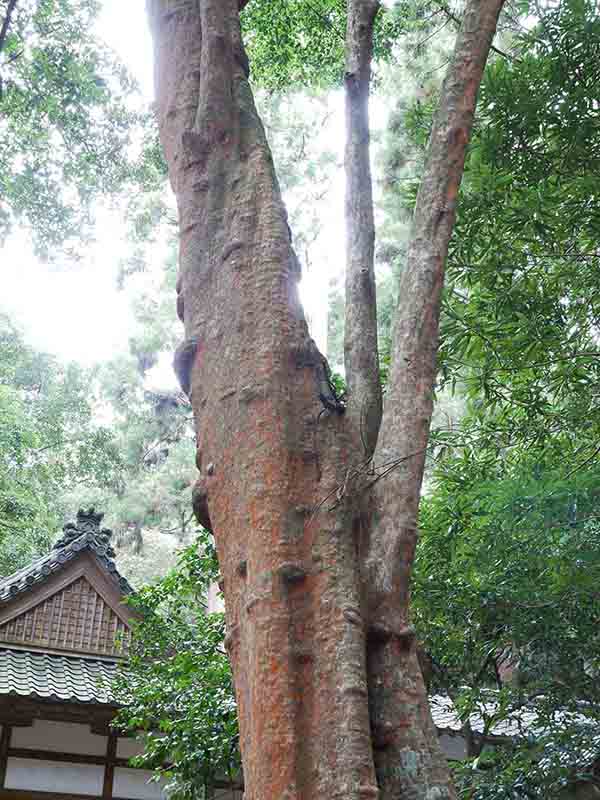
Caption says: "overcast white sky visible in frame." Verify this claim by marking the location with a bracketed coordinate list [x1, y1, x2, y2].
[1, 1, 397, 373]
[1, 1, 154, 367]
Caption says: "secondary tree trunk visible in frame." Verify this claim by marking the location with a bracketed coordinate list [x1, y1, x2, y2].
[147, 1, 504, 798]
[365, 3, 505, 794]
[344, 0, 382, 458]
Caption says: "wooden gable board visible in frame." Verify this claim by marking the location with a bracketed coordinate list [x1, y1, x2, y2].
[0, 553, 136, 658]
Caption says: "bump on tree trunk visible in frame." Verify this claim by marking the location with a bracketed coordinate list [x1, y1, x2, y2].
[147, 0, 505, 797]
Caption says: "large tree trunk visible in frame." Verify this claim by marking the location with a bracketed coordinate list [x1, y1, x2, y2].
[147, 1, 504, 798]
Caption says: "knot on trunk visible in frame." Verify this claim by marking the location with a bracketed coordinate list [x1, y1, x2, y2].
[368, 620, 416, 649]
[173, 336, 199, 397]
[192, 478, 212, 533]
[372, 720, 396, 750]
[278, 562, 307, 584]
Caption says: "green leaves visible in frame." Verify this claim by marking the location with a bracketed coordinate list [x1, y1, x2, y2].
[242, 0, 403, 89]
[243, 0, 346, 89]
[113, 534, 239, 799]
[0, 311, 121, 574]
[0, 0, 149, 257]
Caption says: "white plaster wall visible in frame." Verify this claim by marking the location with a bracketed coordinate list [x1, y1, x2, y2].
[113, 767, 167, 799]
[439, 732, 468, 760]
[5, 757, 104, 795]
[207, 581, 224, 614]
[11, 719, 107, 756]
[117, 736, 147, 760]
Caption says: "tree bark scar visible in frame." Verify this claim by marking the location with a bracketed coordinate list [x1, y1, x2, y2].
[173, 336, 199, 397]
[192, 479, 212, 532]
[176, 292, 185, 322]
[223, 240, 245, 262]
[278, 562, 307, 584]
[176, 273, 184, 321]
[181, 130, 211, 172]
[292, 341, 345, 414]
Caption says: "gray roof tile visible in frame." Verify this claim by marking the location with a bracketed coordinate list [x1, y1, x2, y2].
[0, 647, 118, 705]
[430, 693, 600, 767]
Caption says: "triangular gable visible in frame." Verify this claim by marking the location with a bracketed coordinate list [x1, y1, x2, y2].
[0, 568, 132, 657]
[0, 509, 133, 606]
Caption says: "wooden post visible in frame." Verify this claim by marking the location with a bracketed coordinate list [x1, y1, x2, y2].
[0, 726, 11, 789]
[102, 733, 117, 800]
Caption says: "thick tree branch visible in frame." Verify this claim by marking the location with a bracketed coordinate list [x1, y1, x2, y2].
[433, 0, 512, 59]
[344, 0, 382, 457]
[364, 0, 506, 796]
[371, 0, 506, 577]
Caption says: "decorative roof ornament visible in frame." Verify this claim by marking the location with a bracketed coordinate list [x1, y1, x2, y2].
[53, 508, 115, 558]
[0, 507, 130, 604]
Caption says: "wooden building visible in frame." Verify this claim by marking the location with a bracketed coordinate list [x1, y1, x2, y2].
[4, 509, 593, 798]
[0, 509, 167, 800]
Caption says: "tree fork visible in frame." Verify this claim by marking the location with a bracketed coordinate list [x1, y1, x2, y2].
[148, 0, 504, 798]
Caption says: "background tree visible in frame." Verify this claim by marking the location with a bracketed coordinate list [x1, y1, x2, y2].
[62, 253, 202, 582]
[0, 311, 120, 573]
[0, 0, 153, 257]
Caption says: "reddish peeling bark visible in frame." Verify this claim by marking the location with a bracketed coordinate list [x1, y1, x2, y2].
[147, 0, 504, 798]
[344, 0, 382, 457]
[149, 3, 376, 797]
[365, 0, 506, 796]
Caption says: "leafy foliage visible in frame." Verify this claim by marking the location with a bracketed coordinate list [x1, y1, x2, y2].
[0, 0, 149, 257]
[242, 0, 405, 89]
[0, 311, 120, 573]
[113, 533, 239, 800]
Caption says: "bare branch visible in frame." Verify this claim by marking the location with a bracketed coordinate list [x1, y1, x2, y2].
[343, 0, 382, 457]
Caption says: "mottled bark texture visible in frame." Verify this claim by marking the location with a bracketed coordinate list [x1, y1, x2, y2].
[365, 0, 505, 796]
[148, 0, 504, 798]
[344, 0, 382, 457]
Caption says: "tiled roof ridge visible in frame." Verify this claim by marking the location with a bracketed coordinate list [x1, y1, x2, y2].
[0, 508, 133, 604]
[52, 508, 114, 553]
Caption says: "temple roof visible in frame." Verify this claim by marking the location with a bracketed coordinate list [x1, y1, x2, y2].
[0, 509, 133, 605]
[431, 693, 600, 770]
[0, 509, 135, 702]
[0, 647, 117, 706]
